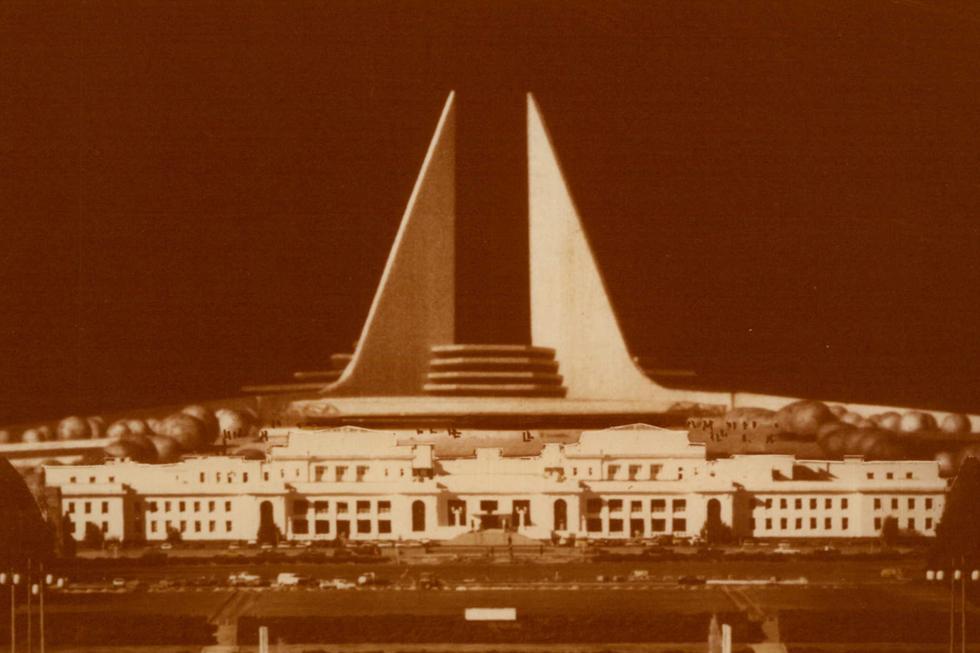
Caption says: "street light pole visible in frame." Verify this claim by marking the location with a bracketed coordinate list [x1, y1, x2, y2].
[2, 571, 16, 653]
[26, 560, 31, 653]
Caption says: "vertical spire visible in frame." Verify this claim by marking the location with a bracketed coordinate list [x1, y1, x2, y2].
[326, 92, 456, 396]
[527, 93, 728, 406]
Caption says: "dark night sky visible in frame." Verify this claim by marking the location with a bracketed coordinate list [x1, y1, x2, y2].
[2, 1, 980, 423]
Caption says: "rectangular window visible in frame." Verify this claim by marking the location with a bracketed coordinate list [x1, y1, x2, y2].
[225, 501, 231, 512]
[67, 502, 75, 514]
[606, 464, 619, 480]
[357, 519, 371, 534]
[243, 473, 248, 482]
[825, 498, 831, 509]
[150, 521, 157, 533]
[628, 465, 641, 480]
[378, 520, 392, 534]
[193, 501, 200, 512]
[293, 500, 309, 514]
[677, 467, 684, 480]
[356, 500, 370, 514]
[672, 499, 686, 513]
[630, 500, 642, 513]
[886, 472, 894, 480]
[907, 518, 915, 530]
[208, 501, 215, 512]
[586, 518, 602, 532]
[651, 518, 666, 532]
[89, 477, 95, 484]
[609, 499, 623, 513]
[765, 518, 772, 530]
[165, 501, 171, 512]
[780, 498, 787, 509]
[314, 500, 329, 513]
[867, 473, 874, 480]
[315, 520, 330, 534]
[875, 517, 882, 530]
[874, 498, 882, 510]
[891, 498, 898, 510]
[794, 498, 802, 510]
[480, 500, 498, 512]
[841, 498, 848, 509]
[148, 501, 157, 512]
[908, 498, 915, 509]
[842, 518, 849, 530]
[225, 521, 232, 532]
[335, 466, 347, 482]
[102, 501, 109, 513]
[293, 519, 309, 534]
[824, 517, 831, 530]
[608, 518, 624, 532]
[809, 498, 817, 510]
[179, 501, 186, 512]
[70, 476, 76, 483]
[199, 472, 205, 482]
[378, 500, 391, 514]
[355, 465, 368, 482]
[764, 498, 772, 509]
[795, 518, 802, 530]
[810, 517, 817, 529]
[649, 464, 662, 479]
[906, 472, 913, 479]
[216, 472, 222, 482]
[336, 502, 348, 514]
[780, 518, 787, 529]
[672, 518, 687, 533]
[926, 498, 934, 510]
[180, 520, 186, 533]
[208, 520, 215, 532]
[194, 521, 201, 533]
[85, 502, 91, 514]
[926, 518, 933, 530]
[314, 466, 326, 482]
[650, 499, 666, 512]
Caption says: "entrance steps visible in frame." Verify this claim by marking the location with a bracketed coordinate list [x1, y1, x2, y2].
[443, 528, 541, 547]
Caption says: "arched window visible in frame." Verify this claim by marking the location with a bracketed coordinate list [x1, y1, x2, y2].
[553, 499, 567, 531]
[411, 500, 426, 532]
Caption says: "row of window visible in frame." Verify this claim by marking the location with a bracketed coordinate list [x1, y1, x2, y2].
[145, 500, 233, 513]
[585, 517, 687, 533]
[585, 498, 686, 513]
[66, 500, 109, 515]
[149, 520, 233, 534]
[874, 516, 934, 531]
[758, 497, 849, 511]
[867, 471, 916, 480]
[291, 518, 393, 535]
[754, 517, 850, 531]
[68, 476, 115, 484]
[292, 499, 392, 515]
[873, 497, 935, 511]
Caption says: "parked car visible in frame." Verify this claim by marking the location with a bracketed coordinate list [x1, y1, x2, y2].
[228, 571, 263, 587]
[319, 578, 356, 590]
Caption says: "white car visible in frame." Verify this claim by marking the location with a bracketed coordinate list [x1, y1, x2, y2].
[319, 578, 356, 590]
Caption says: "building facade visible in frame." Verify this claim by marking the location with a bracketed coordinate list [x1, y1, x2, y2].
[43, 425, 948, 544]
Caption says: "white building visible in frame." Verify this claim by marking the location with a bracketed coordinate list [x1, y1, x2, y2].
[43, 425, 948, 544]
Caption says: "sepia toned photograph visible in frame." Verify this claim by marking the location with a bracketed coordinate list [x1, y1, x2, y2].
[2, 2, 980, 652]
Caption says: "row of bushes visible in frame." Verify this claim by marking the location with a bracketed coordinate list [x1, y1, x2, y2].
[780, 610, 980, 643]
[239, 613, 761, 644]
[0, 614, 213, 645]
